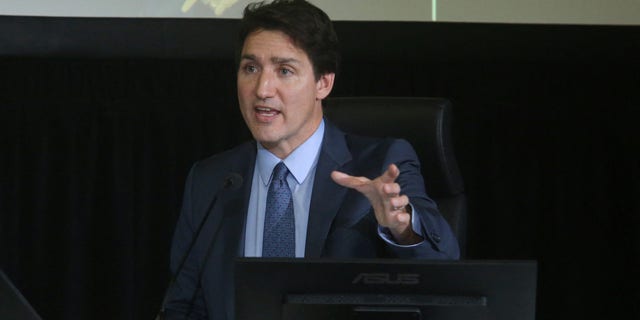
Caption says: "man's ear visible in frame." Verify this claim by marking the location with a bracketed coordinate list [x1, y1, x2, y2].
[315, 73, 335, 100]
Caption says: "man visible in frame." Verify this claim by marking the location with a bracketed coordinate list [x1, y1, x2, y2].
[163, 0, 459, 319]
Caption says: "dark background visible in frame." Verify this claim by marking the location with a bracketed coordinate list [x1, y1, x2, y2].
[1, 16, 639, 319]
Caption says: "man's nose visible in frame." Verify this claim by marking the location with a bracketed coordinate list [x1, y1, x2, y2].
[255, 71, 276, 99]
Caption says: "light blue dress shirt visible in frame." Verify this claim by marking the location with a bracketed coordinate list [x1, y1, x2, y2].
[243, 120, 424, 258]
[243, 121, 325, 257]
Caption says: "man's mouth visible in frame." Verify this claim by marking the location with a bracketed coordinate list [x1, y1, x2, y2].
[255, 107, 281, 117]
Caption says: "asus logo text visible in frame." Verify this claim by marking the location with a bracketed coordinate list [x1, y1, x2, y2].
[352, 273, 420, 285]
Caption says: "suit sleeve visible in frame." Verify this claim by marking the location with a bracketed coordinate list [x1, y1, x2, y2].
[382, 139, 460, 260]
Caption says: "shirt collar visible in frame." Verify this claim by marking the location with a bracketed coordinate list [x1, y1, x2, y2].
[257, 119, 325, 186]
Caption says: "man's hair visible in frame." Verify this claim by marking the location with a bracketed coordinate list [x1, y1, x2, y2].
[238, 0, 340, 79]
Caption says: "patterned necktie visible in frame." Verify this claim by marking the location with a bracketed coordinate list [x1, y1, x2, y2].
[262, 162, 295, 257]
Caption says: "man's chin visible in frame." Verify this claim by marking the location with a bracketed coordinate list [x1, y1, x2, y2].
[253, 135, 280, 149]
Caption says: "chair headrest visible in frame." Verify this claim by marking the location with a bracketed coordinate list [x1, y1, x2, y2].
[324, 97, 464, 197]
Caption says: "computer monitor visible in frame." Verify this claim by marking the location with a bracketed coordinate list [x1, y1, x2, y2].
[0, 269, 43, 320]
[235, 258, 537, 320]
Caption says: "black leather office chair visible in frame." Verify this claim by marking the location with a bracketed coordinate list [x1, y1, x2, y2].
[324, 97, 467, 256]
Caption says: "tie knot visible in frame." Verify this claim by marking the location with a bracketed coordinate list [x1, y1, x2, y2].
[272, 162, 289, 182]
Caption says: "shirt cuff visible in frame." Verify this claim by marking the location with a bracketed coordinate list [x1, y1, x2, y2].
[377, 203, 425, 247]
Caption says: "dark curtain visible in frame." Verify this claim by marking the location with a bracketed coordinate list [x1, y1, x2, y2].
[2, 25, 640, 319]
[337, 58, 640, 317]
[1, 58, 250, 319]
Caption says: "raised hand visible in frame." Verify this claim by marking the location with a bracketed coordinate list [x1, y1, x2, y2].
[331, 164, 422, 245]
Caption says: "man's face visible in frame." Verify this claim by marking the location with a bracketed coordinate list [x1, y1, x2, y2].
[237, 29, 334, 159]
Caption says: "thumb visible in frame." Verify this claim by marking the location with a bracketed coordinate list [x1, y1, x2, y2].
[331, 170, 371, 191]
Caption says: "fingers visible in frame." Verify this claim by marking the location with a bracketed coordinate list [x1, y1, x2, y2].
[390, 194, 409, 213]
[380, 163, 400, 183]
[382, 182, 400, 196]
[332, 164, 402, 198]
[382, 181, 403, 210]
[333, 165, 412, 237]
[381, 168, 404, 211]
[332, 168, 407, 212]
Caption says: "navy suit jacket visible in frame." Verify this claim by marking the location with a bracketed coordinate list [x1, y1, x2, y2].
[164, 120, 459, 320]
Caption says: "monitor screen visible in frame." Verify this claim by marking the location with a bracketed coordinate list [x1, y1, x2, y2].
[0, 270, 42, 320]
[235, 258, 537, 320]
[2, 0, 639, 25]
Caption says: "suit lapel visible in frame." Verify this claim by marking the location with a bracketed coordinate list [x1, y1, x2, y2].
[208, 142, 256, 320]
[217, 142, 256, 258]
[305, 121, 352, 257]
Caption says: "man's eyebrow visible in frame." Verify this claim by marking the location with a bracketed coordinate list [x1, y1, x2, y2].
[240, 54, 257, 61]
[239, 55, 301, 65]
[271, 57, 301, 65]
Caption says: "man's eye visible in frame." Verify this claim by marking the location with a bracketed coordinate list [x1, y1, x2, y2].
[244, 65, 258, 73]
[280, 68, 293, 76]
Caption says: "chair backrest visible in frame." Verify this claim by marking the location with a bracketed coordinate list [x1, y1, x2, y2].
[324, 97, 467, 256]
